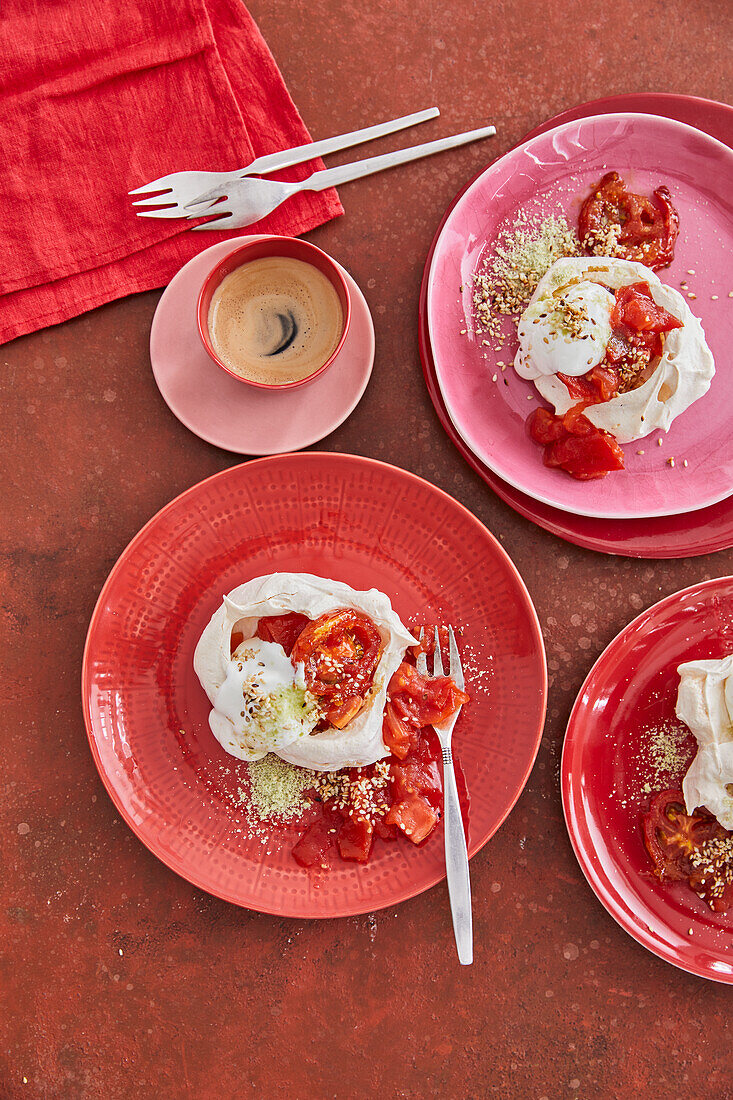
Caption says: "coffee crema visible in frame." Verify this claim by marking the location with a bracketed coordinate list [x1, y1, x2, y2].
[207, 256, 344, 385]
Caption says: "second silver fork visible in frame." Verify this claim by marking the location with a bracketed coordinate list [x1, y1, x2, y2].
[418, 627, 473, 966]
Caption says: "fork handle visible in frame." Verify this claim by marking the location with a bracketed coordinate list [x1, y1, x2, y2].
[244, 107, 440, 176]
[441, 744, 473, 965]
[296, 124, 496, 192]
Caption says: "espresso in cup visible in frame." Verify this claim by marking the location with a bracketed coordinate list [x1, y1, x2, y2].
[207, 256, 344, 386]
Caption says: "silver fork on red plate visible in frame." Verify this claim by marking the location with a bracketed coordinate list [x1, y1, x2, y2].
[417, 626, 473, 965]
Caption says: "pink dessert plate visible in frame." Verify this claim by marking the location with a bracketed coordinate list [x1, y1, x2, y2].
[562, 576, 733, 983]
[427, 111, 733, 521]
[419, 93, 733, 557]
[150, 237, 374, 454]
[82, 453, 547, 919]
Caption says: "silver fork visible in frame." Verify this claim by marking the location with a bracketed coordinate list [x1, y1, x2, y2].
[178, 123, 496, 230]
[129, 107, 440, 217]
[417, 626, 472, 965]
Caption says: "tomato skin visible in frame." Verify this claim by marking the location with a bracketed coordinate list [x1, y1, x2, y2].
[255, 613, 310, 655]
[578, 171, 680, 270]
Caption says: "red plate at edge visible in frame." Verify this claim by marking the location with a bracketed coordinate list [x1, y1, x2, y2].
[561, 577, 733, 983]
[82, 453, 547, 919]
[419, 93, 733, 558]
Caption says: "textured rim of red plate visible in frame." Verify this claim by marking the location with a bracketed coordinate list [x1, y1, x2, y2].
[81, 454, 548, 917]
[561, 576, 733, 983]
[418, 93, 733, 558]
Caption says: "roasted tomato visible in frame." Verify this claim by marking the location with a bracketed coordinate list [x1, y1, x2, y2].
[642, 789, 724, 881]
[578, 171, 680, 270]
[382, 662, 469, 759]
[291, 608, 382, 728]
[255, 612, 310, 655]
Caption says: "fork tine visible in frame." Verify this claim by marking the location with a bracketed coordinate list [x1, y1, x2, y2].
[131, 195, 181, 209]
[447, 626, 464, 690]
[135, 208, 190, 219]
[415, 628, 428, 676]
[432, 626, 444, 676]
[128, 181, 173, 196]
[191, 213, 235, 231]
[184, 184, 231, 209]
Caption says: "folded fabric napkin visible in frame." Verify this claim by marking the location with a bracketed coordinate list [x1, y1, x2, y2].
[0, 0, 343, 345]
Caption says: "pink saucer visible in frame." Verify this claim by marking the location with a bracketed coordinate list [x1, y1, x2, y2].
[150, 237, 374, 454]
[427, 112, 733, 520]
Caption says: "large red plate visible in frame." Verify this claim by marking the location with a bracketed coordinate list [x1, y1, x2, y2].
[82, 454, 547, 918]
[418, 93, 733, 557]
[562, 577, 733, 983]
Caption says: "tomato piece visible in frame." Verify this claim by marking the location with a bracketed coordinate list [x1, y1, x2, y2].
[374, 817, 399, 841]
[291, 804, 342, 868]
[382, 700, 418, 759]
[255, 613, 309, 655]
[530, 405, 625, 480]
[337, 816, 374, 862]
[388, 662, 469, 726]
[385, 792, 439, 844]
[291, 608, 383, 727]
[543, 424, 625, 479]
[391, 744, 442, 812]
[578, 171, 680, 270]
[529, 406, 568, 445]
[610, 283, 682, 336]
[642, 789, 724, 880]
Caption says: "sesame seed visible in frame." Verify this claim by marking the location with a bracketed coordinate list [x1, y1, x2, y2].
[657, 438, 663, 446]
[492, 373, 498, 382]
[687, 269, 695, 275]
[683, 459, 688, 468]
[712, 295, 719, 300]
[668, 457, 675, 467]
[687, 292, 697, 300]
[637, 450, 645, 455]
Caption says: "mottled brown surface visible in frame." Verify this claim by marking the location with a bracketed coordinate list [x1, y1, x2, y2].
[2, 1, 733, 1097]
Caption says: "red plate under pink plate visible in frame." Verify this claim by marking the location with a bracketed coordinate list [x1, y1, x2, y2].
[82, 454, 547, 918]
[427, 111, 733, 520]
[562, 577, 733, 983]
[419, 93, 733, 557]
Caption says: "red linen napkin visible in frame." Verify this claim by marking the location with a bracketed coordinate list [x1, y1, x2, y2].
[0, 0, 343, 345]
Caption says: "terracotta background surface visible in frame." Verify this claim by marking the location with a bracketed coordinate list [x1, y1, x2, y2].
[2, 1, 732, 1097]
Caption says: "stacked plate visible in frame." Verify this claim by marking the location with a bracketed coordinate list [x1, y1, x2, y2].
[419, 94, 733, 557]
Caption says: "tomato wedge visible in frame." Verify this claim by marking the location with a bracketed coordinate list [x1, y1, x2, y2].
[291, 608, 383, 728]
